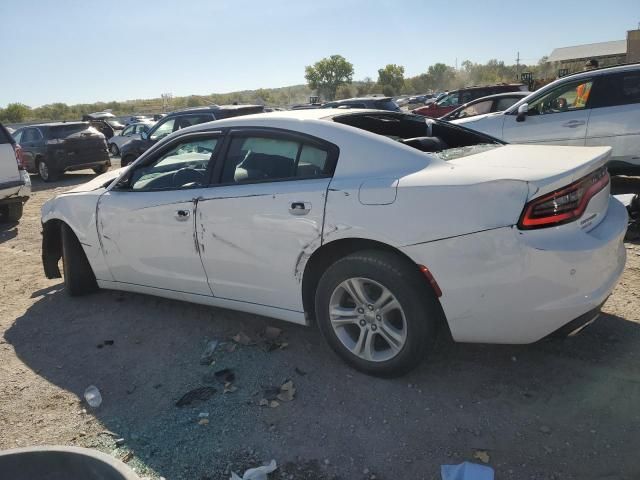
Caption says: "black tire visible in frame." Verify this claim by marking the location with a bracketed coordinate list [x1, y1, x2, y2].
[61, 224, 98, 296]
[1, 203, 23, 223]
[93, 164, 109, 175]
[121, 154, 135, 167]
[37, 158, 59, 182]
[109, 143, 119, 156]
[315, 250, 443, 377]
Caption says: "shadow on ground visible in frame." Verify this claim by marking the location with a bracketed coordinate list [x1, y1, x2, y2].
[4, 286, 640, 480]
[30, 172, 97, 193]
[0, 222, 18, 244]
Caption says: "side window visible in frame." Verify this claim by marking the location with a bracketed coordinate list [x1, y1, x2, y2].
[122, 126, 134, 136]
[129, 136, 218, 191]
[495, 97, 521, 111]
[460, 100, 492, 118]
[438, 93, 459, 107]
[591, 73, 640, 108]
[221, 135, 330, 184]
[460, 91, 474, 104]
[174, 115, 214, 131]
[149, 118, 176, 141]
[21, 129, 36, 143]
[528, 80, 593, 115]
[12, 129, 23, 143]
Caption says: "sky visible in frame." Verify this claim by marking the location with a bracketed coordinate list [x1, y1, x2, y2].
[1, 0, 638, 107]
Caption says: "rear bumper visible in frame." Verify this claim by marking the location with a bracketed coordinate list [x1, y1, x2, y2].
[0, 171, 31, 204]
[401, 198, 628, 344]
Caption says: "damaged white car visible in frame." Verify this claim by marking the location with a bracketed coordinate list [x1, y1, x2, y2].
[41, 109, 628, 376]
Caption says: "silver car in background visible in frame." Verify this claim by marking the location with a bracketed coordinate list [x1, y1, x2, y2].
[108, 121, 155, 157]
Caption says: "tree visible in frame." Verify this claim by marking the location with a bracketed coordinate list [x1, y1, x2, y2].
[304, 55, 354, 101]
[0, 103, 30, 123]
[377, 64, 405, 96]
[427, 63, 455, 90]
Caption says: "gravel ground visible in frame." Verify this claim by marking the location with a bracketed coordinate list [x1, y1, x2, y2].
[1, 166, 640, 480]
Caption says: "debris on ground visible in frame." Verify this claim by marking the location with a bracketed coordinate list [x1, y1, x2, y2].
[224, 382, 238, 394]
[472, 450, 490, 464]
[263, 326, 282, 340]
[175, 386, 216, 407]
[260, 380, 295, 406]
[115, 437, 125, 447]
[232, 332, 255, 346]
[198, 418, 209, 425]
[83, 385, 102, 408]
[230, 459, 277, 480]
[441, 461, 494, 480]
[261, 326, 288, 352]
[96, 340, 115, 349]
[294, 367, 307, 376]
[200, 339, 219, 365]
[121, 451, 134, 464]
[214, 368, 236, 384]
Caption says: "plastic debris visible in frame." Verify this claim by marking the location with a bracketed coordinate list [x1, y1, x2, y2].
[277, 380, 296, 402]
[224, 382, 238, 394]
[84, 385, 102, 408]
[175, 387, 216, 407]
[230, 459, 277, 480]
[441, 462, 494, 480]
[200, 340, 219, 365]
[232, 332, 254, 346]
[198, 418, 209, 425]
[472, 450, 490, 464]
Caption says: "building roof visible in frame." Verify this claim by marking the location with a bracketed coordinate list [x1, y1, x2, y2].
[548, 40, 627, 62]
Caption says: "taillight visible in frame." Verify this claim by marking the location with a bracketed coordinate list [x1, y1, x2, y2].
[12, 143, 25, 170]
[518, 167, 609, 230]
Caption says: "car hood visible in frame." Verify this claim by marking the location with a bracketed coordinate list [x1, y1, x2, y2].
[65, 167, 127, 194]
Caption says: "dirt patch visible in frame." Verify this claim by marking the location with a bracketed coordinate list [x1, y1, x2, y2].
[1, 169, 639, 480]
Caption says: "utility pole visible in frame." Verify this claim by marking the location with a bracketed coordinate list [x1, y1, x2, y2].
[516, 51, 521, 81]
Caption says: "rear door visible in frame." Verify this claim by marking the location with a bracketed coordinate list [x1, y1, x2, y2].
[585, 71, 640, 167]
[0, 124, 20, 195]
[53, 123, 107, 168]
[197, 129, 338, 311]
[97, 131, 222, 294]
[502, 78, 593, 146]
[15, 128, 40, 171]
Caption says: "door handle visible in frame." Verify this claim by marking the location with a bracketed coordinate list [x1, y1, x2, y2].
[289, 202, 311, 216]
[175, 209, 191, 221]
[562, 120, 585, 128]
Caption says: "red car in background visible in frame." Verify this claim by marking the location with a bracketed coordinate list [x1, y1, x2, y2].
[412, 83, 528, 117]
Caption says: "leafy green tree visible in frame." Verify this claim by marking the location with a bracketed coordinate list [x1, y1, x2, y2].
[427, 63, 455, 90]
[0, 103, 30, 123]
[377, 64, 405, 95]
[305, 55, 354, 101]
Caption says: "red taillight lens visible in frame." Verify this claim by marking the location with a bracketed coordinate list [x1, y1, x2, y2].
[518, 167, 609, 230]
[12, 143, 25, 170]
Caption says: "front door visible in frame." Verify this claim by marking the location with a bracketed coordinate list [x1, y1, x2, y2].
[197, 129, 337, 312]
[97, 132, 222, 295]
[502, 78, 593, 146]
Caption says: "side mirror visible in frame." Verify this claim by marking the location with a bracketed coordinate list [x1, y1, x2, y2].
[516, 103, 528, 122]
[140, 130, 149, 140]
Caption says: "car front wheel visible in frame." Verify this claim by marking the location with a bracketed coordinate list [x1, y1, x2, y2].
[315, 250, 442, 377]
[93, 164, 109, 175]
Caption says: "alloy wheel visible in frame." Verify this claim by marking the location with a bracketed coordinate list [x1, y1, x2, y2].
[328, 277, 407, 362]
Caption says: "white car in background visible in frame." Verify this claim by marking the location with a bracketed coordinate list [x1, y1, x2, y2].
[41, 109, 627, 376]
[452, 63, 640, 175]
[0, 123, 30, 223]
[107, 121, 154, 156]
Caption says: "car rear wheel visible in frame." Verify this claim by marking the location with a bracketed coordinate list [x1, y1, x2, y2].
[93, 164, 109, 175]
[38, 158, 59, 182]
[0, 203, 23, 223]
[61, 223, 98, 296]
[315, 250, 442, 377]
[109, 143, 119, 156]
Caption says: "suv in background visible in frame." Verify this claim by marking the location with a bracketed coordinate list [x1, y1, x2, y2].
[320, 97, 401, 111]
[451, 63, 640, 175]
[412, 84, 527, 117]
[0, 122, 30, 222]
[120, 104, 265, 166]
[12, 122, 110, 182]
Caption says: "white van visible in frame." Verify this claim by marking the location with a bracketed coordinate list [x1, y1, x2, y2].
[452, 64, 640, 175]
[0, 123, 30, 222]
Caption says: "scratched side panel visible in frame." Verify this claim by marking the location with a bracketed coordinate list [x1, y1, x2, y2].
[96, 189, 212, 295]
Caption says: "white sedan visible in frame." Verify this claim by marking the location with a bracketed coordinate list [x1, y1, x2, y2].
[41, 109, 627, 376]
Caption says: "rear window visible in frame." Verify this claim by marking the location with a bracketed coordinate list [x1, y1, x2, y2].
[0, 124, 13, 144]
[49, 123, 90, 138]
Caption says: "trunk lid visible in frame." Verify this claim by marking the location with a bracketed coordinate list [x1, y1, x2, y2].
[49, 123, 108, 167]
[446, 144, 611, 199]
